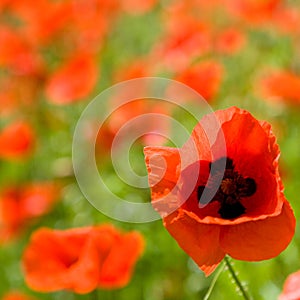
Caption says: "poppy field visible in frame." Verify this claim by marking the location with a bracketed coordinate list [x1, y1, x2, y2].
[1, 1, 300, 300]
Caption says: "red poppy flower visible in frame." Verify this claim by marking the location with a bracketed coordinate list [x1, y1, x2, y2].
[0, 121, 34, 160]
[95, 122, 116, 157]
[70, 0, 119, 52]
[2, 291, 35, 300]
[0, 26, 43, 75]
[272, 7, 300, 35]
[120, 0, 157, 14]
[109, 98, 171, 146]
[95, 69, 164, 155]
[144, 106, 295, 275]
[175, 61, 223, 102]
[113, 59, 151, 82]
[45, 53, 98, 105]
[279, 270, 300, 300]
[0, 182, 60, 243]
[259, 70, 300, 105]
[10, 0, 71, 45]
[226, 0, 281, 24]
[151, 17, 212, 72]
[215, 28, 246, 54]
[22, 225, 144, 294]
[95, 98, 171, 157]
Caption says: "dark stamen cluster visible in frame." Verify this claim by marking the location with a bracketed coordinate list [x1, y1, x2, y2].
[197, 157, 256, 219]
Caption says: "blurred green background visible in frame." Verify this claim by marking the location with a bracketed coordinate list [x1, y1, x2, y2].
[1, 0, 300, 299]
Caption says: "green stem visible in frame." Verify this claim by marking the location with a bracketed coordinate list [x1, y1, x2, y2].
[224, 256, 252, 300]
[203, 261, 226, 300]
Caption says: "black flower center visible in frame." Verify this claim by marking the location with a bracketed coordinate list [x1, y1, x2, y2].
[197, 157, 256, 219]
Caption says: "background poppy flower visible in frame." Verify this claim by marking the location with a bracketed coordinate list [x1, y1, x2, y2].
[22, 225, 144, 294]
[0, 182, 60, 243]
[174, 61, 223, 102]
[272, 7, 300, 35]
[113, 59, 151, 82]
[259, 70, 300, 105]
[0, 26, 43, 76]
[2, 291, 35, 300]
[120, 0, 157, 14]
[214, 28, 246, 54]
[70, 0, 119, 52]
[10, 0, 72, 46]
[151, 17, 212, 72]
[0, 121, 35, 160]
[226, 0, 281, 24]
[279, 270, 300, 300]
[144, 106, 295, 275]
[45, 53, 98, 105]
[106, 99, 171, 147]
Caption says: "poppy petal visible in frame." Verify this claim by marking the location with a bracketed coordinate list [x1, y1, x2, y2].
[279, 270, 300, 300]
[144, 146, 181, 215]
[23, 227, 91, 292]
[0, 121, 34, 159]
[98, 231, 144, 288]
[219, 200, 295, 261]
[175, 61, 223, 101]
[211, 107, 283, 219]
[164, 210, 225, 276]
[2, 292, 35, 300]
[67, 236, 100, 294]
[213, 107, 279, 166]
[23, 225, 144, 293]
[187, 112, 219, 162]
[144, 146, 181, 191]
[45, 53, 98, 104]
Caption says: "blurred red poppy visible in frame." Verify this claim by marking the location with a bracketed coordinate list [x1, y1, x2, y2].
[10, 0, 71, 45]
[45, 53, 98, 104]
[0, 182, 60, 243]
[70, 0, 120, 52]
[2, 291, 35, 300]
[113, 59, 151, 82]
[95, 62, 164, 155]
[279, 270, 300, 300]
[273, 7, 300, 35]
[226, 0, 281, 24]
[109, 99, 171, 146]
[151, 17, 212, 72]
[120, 0, 157, 14]
[175, 61, 223, 102]
[0, 26, 43, 75]
[215, 28, 246, 54]
[95, 122, 116, 157]
[0, 121, 34, 160]
[259, 70, 300, 105]
[95, 98, 171, 158]
[22, 225, 144, 293]
[144, 106, 295, 275]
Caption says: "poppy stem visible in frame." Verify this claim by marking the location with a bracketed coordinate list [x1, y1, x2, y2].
[203, 261, 226, 300]
[224, 256, 252, 300]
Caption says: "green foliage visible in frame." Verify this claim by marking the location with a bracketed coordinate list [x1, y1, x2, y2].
[1, 1, 300, 300]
